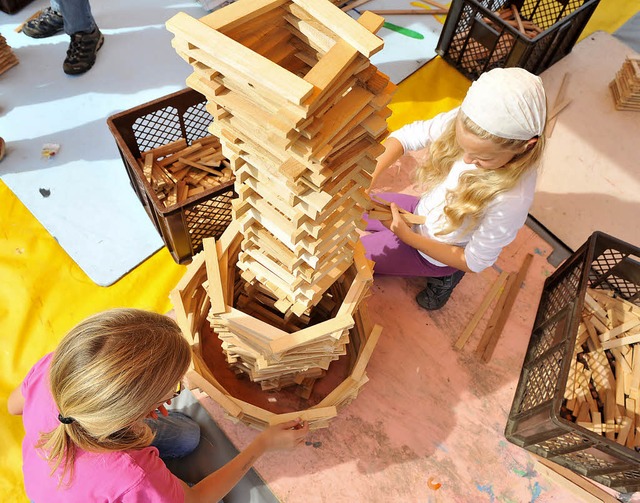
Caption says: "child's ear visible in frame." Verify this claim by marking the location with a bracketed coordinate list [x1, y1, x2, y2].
[524, 137, 538, 151]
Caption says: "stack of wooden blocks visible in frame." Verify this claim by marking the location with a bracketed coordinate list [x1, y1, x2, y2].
[170, 229, 382, 427]
[166, 0, 390, 423]
[610, 57, 640, 112]
[563, 289, 640, 446]
[0, 34, 19, 76]
[166, 0, 394, 317]
[205, 234, 376, 391]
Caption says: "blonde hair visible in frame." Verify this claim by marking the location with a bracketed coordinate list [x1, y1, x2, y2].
[36, 308, 191, 484]
[416, 110, 546, 236]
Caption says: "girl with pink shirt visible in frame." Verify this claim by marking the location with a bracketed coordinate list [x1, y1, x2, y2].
[8, 308, 308, 502]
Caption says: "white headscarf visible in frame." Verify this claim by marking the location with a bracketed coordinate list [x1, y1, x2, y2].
[460, 67, 547, 140]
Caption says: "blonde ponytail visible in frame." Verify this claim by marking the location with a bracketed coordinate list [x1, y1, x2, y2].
[36, 309, 191, 485]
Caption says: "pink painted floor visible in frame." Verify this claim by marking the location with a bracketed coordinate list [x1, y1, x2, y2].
[192, 155, 622, 502]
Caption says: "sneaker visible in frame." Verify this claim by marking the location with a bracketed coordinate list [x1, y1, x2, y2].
[63, 28, 104, 75]
[415, 270, 465, 310]
[22, 8, 64, 39]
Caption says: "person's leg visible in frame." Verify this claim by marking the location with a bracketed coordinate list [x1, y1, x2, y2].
[363, 192, 466, 308]
[416, 270, 466, 310]
[47, 0, 104, 75]
[53, 0, 96, 35]
[363, 192, 457, 277]
[22, 4, 64, 39]
[147, 411, 201, 460]
[362, 227, 458, 277]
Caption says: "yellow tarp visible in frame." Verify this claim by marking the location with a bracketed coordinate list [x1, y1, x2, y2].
[1, 0, 637, 499]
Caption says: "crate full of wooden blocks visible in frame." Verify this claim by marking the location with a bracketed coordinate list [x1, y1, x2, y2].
[107, 88, 236, 264]
[505, 231, 640, 493]
[436, 0, 601, 80]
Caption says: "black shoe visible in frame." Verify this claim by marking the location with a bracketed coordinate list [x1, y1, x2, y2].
[63, 28, 104, 75]
[415, 270, 465, 310]
[22, 8, 64, 39]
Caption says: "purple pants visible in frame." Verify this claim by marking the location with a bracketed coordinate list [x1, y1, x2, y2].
[362, 192, 459, 278]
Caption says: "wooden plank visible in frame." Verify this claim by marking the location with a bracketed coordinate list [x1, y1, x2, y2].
[186, 370, 243, 418]
[599, 320, 640, 348]
[481, 253, 534, 362]
[220, 307, 288, 344]
[200, 0, 289, 31]
[268, 406, 338, 426]
[269, 313, 355, 354]
[169, 289, 192, 341]
[167, 12, 314, 105]
[456, 271, 510, 350]
[292, 0, 384, 57]
[304, 39, 358, 93]
[203, 237, 228, 314]
[601, 331, 640, 350]
[350, 324, 383, 381]
[475, 273, 517, 357]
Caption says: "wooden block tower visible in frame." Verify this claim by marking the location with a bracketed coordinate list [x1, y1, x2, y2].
[166, 0, 394, 423]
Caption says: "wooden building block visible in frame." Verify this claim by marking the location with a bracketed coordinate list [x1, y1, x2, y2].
[292, 0, 383, 57]
[167, 12, 314, 105]
[204, 237, 228, 314]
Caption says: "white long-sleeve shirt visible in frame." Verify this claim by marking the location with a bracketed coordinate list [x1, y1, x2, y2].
[389, 108, 537, 273]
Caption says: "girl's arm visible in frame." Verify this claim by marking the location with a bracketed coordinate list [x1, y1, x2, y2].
[181, 419, 308, 503]
[386, 204, 472, 273]
[8, 387, 25, 415]
[369, 137, 405, 191]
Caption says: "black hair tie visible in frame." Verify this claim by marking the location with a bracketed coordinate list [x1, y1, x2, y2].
[58, 413, 75, 425]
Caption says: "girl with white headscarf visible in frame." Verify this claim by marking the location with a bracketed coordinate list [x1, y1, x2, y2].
[363, 67, 547, 310]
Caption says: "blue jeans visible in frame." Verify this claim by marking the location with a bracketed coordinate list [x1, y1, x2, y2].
[50, 0, 97, 35]
[147, 411, 201, 460]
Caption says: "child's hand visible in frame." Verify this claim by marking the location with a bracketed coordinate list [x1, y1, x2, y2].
[147, 401, 171, 420]
[383, 203, 411, 239]
[259, 419, 309, 451]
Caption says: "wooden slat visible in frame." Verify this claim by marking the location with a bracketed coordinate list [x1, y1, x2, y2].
[480, 253, 534, 362]
[167, 12, 314, 105]
[200, 0, 289, 31]
[203, 237, 228, 314]
[456, 271, 510, 350]
[292, 0, 384, 57]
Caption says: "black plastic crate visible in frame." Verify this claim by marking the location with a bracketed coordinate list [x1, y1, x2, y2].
[436, 0, 600, 80]
[505, 232, 640, 493]
[107, 88, 235, 264]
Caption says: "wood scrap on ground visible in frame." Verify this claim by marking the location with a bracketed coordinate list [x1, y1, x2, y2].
[546, 72, 571, 137]
[456, 253, 533, 363]
[609, 57, 640, 112]
[15, 9, 43, 33]
[136, 135, 234, 208]
[562, 288, 640, 447]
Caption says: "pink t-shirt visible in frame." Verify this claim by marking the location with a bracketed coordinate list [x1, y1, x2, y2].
[20, 353, 185, 502]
